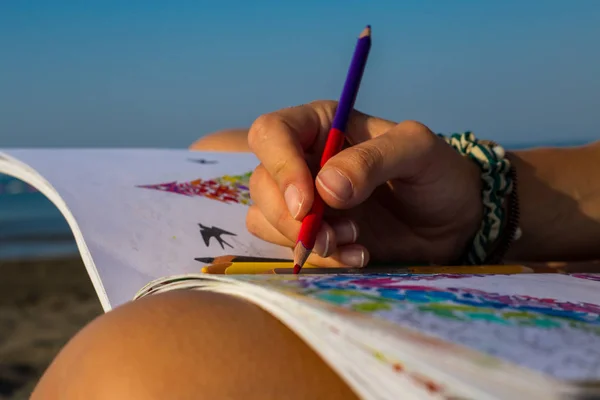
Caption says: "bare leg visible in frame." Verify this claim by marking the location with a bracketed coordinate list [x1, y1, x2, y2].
[190, 129, 250, 152]
[32, 290, 358, 400]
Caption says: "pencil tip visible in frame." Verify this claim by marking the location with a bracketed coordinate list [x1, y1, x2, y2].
[293, 241, 311, 274]
[360, 25, 371, 38]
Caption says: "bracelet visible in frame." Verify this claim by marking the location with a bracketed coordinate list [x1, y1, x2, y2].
[439, 132, 521, 265]
[486, 164, 521, 264]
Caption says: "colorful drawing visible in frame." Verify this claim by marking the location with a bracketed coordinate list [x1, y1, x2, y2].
[267, 275, 600, 328]
[198, 223, 237, 249]
[136, 171, 252, 205]
[234, 274, 600, 379]
[570, 273, 600, 282]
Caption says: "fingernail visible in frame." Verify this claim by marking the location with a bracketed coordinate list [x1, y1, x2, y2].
[316, 168, 353, 202]
[331, 220, 358, 244]
[339, 248, 366, 268]
[284, 184, 303, 219]
[312, 228, 330, 257]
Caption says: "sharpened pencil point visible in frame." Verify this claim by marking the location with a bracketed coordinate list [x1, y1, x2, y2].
[293, 241, 312, 274]
[293, 264, 301, 274]
[359, 25, 371, 38]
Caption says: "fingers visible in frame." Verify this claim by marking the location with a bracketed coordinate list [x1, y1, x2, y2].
[316, 120, 440, 209]
[248, 105, 325, 220]
[304, 244, 370, 268]
[245, 202, 366, 266]
[245, 202, 336, 257]
[247, 100, 395, 220]
[249, 164, 303, 242]
[248, 164, 361, 254]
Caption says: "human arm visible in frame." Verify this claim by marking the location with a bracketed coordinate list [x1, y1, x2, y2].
[507, 142, 600, 261]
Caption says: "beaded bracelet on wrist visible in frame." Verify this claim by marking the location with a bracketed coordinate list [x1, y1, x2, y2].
[438, 132, 521, 265]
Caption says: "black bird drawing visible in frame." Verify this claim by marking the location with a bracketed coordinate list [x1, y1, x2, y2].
[198, 223, 236, 249]
[188, 158, 218, 165]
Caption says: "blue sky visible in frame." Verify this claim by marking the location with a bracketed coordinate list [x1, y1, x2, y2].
[0, 1, 599, 148]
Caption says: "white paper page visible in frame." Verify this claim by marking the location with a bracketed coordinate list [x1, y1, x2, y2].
[0, 149, 291, 309]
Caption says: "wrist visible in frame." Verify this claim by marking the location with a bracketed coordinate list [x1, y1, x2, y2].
[440, 132, 519, 265]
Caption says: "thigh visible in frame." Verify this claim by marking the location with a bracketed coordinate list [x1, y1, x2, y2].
[32, 290, 359, 400]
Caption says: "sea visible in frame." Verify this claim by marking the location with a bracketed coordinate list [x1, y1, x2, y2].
[0, 175, 76, 260]
[0, 140, 590, 261]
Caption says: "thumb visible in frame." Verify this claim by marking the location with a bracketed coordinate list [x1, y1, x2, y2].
[315, 121, 439, 209]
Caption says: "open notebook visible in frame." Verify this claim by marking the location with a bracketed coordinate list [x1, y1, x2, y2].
[1, 148, 599, 399]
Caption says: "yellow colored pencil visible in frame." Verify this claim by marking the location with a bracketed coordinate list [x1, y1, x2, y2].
[408, 265, 539, 274]
[269, 265, 541, 275]
[201, 262, 555, 275]
[200, 263, 230, 274]
[201, 262, 319, 275]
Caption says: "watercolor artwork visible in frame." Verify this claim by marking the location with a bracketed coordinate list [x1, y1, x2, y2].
[231, 274, 600, 381]
[136, 171, 252, 205]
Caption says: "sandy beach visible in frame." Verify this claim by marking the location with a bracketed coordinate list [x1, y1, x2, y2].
[0, 257, 102, 399]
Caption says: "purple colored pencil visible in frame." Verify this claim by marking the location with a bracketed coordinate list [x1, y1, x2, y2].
[331, 25, 372, 131]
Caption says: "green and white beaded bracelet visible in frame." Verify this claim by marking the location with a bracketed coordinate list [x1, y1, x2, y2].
[439, 132, 521, 265]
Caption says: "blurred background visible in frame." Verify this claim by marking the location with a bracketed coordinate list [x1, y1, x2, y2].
[0, 1, 599, 398]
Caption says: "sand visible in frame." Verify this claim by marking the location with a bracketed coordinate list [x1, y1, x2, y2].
[0, 257, 102, 399]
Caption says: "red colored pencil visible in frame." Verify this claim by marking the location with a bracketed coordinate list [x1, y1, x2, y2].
[293, 26, 372, 274]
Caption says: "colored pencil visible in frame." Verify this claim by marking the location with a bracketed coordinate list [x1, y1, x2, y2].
[274, 263, 600, 274]
[201, 262, 319, 275]
[200, 262, 571, 275]
[294, 25, 372, 274]
[195, 255, 292, 264]
[201, 263, 230, 274]
[273, 265, 544, 275]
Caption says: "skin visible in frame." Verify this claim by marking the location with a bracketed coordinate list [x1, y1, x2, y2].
[507, 143, 600, 261]
[190, 128, 251, 152]
[33, 100, 600, 399]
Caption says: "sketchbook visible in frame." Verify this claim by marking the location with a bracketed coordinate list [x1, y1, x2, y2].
[2, 148, 600, 400]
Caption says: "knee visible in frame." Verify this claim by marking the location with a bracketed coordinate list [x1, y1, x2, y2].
[189, 129, 250, 152]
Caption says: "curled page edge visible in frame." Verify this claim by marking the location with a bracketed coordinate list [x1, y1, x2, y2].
[0, 151, 111, 312]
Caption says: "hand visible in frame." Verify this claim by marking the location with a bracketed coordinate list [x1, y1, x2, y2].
[246, 100, 483, 267]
